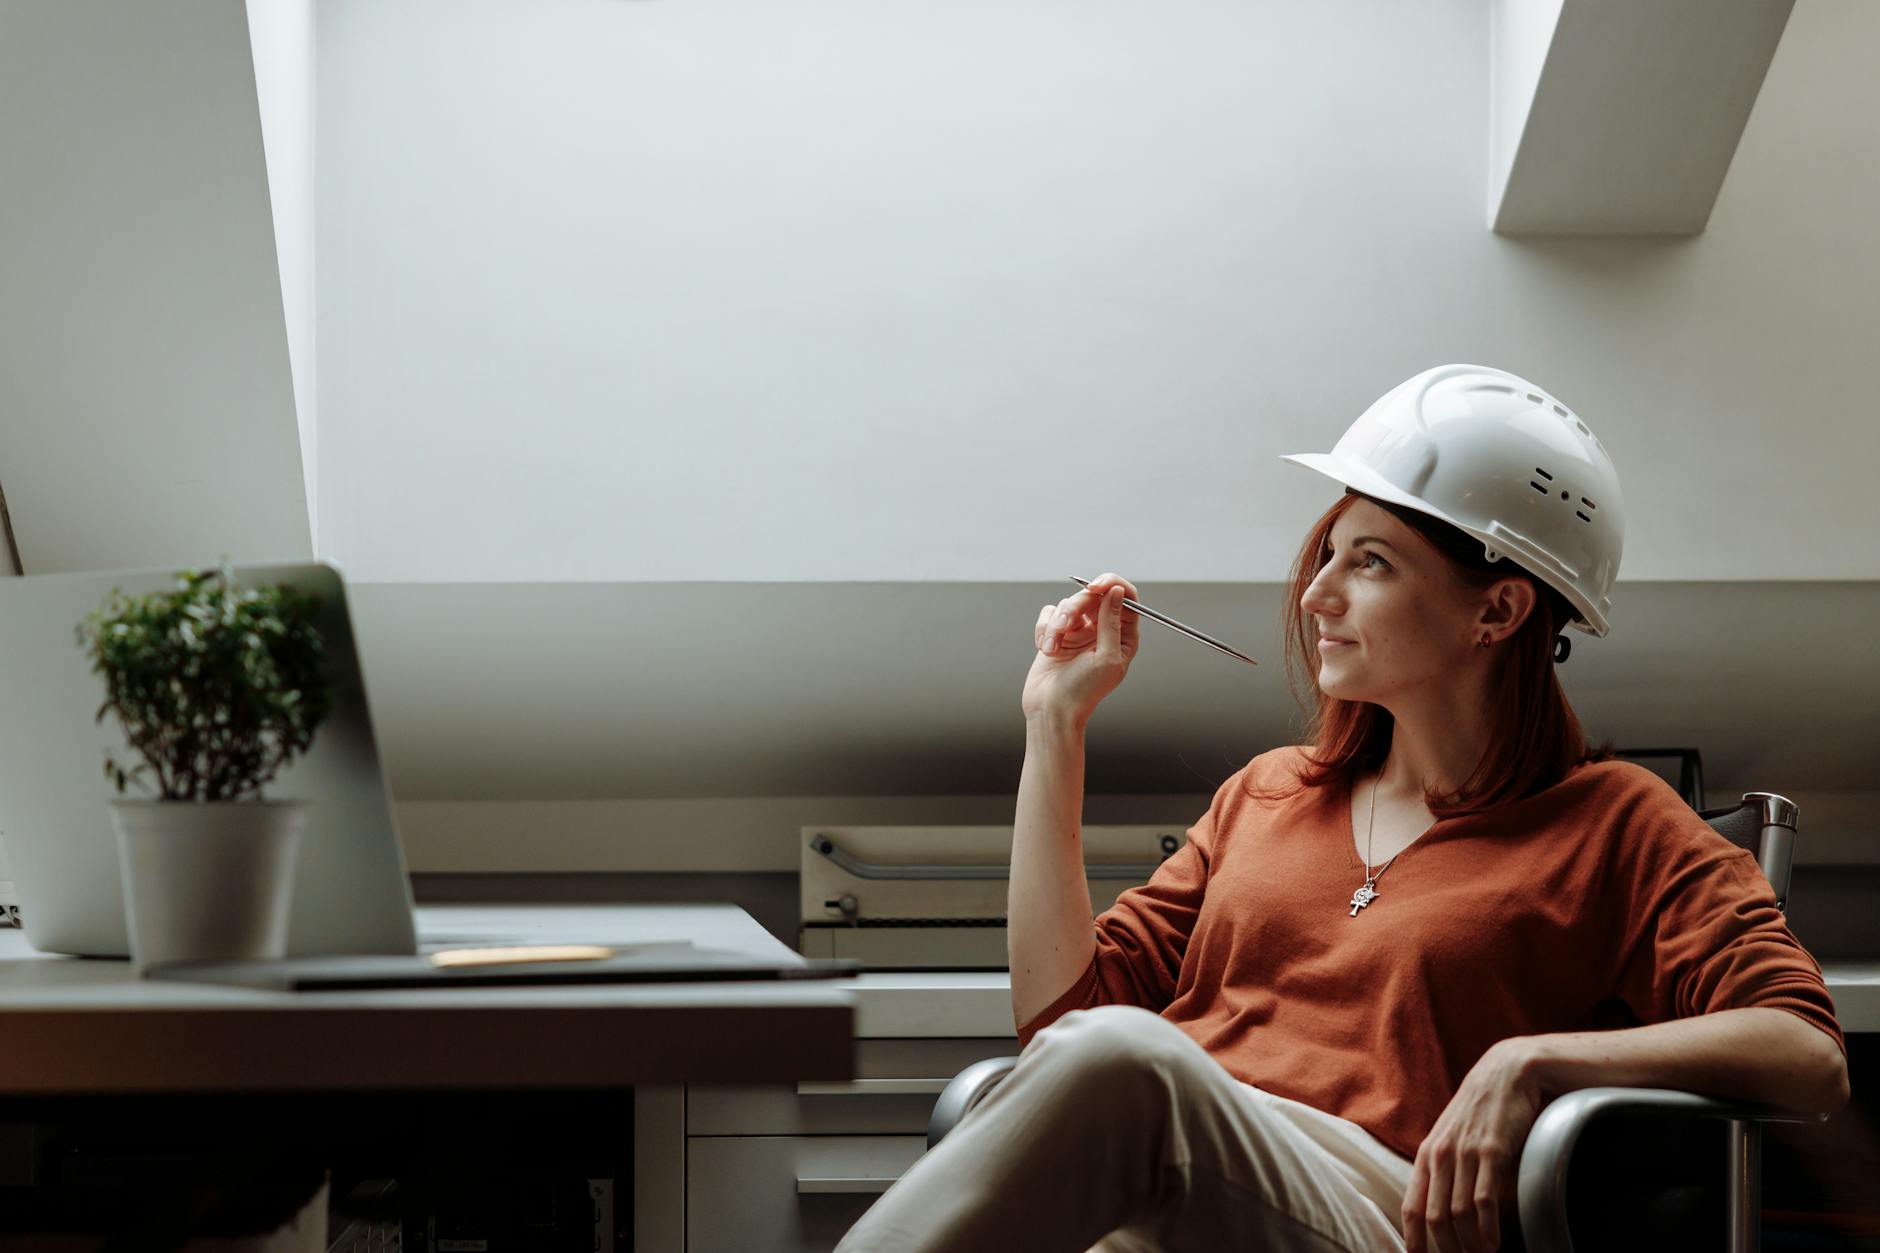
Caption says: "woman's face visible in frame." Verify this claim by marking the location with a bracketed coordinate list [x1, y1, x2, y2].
[1298, 499, 1502, 705]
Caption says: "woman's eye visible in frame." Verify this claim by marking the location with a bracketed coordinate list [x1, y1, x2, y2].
[1318, 551, 1387, 571]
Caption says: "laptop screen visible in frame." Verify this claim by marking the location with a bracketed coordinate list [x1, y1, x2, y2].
[0, 562, 419, 958]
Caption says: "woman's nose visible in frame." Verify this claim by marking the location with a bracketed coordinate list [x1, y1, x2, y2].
[1301, 571, 1337, 616]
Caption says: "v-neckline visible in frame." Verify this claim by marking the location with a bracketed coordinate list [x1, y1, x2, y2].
[1330, 756, 1605, 881]
[1344, 771, 1446, 872]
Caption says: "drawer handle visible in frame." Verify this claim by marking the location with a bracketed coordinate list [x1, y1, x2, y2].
[796, 1078, 950, 1096]
[797, 1176, 901, 1195]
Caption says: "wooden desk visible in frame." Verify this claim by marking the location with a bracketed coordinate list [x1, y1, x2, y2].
[0, 903, 855, 1252]
[0, 903, 855, 1093]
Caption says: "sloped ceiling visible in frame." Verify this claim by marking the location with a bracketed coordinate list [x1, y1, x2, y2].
[346, 579, 1880, 804]
[0, 0, 312, 574]
[1491, 0, 1795, 235]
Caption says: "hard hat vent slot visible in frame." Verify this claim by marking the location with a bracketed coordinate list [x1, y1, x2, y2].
[1553, 404, 1569, 418]
[1576, 512, 1591, 522]
[1534, 467, 1554, 481]
[1527, 393, 1544, 404]
[1529, 481, 1549, 495]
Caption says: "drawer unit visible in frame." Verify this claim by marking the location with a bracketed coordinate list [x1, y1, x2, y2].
[686, 1134, 927, 1253]
[687, 1037, 1016, 1136]
[682, 1036, 1017, 1252]
[632, 975, 1023, 1253]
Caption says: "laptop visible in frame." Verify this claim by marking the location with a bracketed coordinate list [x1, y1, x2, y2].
[0, 560, 860, 987]
[0, 561, 420, 960]
[0, 560, 861, 990]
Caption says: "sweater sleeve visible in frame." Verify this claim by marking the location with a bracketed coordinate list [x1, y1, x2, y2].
[1015, 764, 1241, 1047]
[1610, 785, 1845, 1062]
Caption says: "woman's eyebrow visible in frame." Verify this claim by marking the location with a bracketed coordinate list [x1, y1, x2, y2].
[1326, 536, 1398, 552]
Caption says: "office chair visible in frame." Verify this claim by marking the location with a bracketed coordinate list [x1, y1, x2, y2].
[926, 791, 1831, 1253]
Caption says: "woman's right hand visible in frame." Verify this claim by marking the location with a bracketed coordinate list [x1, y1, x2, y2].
[1021, 572, 1143, 726]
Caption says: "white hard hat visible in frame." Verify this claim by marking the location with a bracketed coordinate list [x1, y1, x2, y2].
[1281, 363, 1624, 637]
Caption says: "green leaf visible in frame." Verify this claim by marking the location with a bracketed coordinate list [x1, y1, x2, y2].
[76, 568, 332, 803]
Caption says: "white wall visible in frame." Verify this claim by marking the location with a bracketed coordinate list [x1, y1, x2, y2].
[314, 0, 1880, 585]
[3, 2, 1874, 885]
[246, 0, 319, 548]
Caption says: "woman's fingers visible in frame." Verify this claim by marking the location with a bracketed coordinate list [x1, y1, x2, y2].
[1040, 595, 1094, 654]
[1038, 577, 1137, 655]
[1040, 602, 1073, 654]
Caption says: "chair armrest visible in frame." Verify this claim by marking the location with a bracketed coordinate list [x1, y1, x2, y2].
[928, 1056, 1019, 1149]
[1516, 1086, 1829, 1253]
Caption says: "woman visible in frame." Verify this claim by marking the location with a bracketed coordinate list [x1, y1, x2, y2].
[837, 364, 1847, 1253]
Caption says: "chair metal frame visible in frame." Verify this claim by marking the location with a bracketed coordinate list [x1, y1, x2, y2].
[926, 791, 1830, 1253]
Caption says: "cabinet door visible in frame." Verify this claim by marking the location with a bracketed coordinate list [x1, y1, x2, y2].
[685, 1135, 925, 1253]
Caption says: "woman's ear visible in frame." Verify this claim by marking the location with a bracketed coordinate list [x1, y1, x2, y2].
[1478, 576, 1538, 637]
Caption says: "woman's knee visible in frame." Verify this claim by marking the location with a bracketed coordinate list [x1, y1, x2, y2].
[1030, 1004, 1203, 1091]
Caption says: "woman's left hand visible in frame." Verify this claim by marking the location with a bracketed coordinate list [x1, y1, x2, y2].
[1402, 1039, 1545, 1253]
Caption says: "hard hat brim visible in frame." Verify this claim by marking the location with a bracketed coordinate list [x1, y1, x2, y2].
[1280, 451, 1611, 637]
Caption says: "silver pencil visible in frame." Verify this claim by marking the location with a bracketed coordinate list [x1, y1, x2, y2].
[1068, 577, 1259, 666]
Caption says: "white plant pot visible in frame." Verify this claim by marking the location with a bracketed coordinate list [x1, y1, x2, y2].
[109, 799, 309, 973]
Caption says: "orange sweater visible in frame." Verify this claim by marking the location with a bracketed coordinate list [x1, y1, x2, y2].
[1017, 747, 1845, 1162]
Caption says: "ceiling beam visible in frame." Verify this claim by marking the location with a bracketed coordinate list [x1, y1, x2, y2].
[1490, 0, 1795, 236]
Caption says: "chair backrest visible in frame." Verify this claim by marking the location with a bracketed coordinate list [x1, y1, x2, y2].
[1698, 792, 1799, 913]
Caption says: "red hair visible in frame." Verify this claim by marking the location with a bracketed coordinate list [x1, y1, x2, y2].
[1251, 490, 1616, 817]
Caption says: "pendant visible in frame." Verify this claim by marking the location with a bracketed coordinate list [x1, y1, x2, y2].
[1348, 881, 1378, 917]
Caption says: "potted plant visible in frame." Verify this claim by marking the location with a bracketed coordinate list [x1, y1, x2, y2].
[75, 562, 332, 971]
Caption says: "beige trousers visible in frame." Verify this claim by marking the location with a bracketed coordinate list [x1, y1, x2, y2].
[835, 1005, 1417, 1253]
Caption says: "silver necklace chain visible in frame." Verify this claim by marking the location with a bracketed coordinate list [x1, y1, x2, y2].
[1348, 777, 1403, 918]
